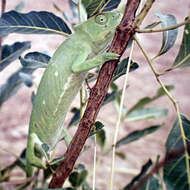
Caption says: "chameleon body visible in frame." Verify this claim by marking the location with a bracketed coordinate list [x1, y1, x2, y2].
[25, 12, 122, 174]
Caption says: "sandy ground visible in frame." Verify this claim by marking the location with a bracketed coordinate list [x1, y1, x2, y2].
[0, 0, 190, 189]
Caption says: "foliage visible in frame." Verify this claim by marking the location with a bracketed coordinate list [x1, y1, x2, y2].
[0, 0, 190, 189]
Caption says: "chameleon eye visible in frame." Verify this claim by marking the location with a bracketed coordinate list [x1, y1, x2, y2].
[95, 14, 107, 25]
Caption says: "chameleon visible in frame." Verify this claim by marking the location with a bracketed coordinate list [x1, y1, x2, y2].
[25, 11, 122, 175]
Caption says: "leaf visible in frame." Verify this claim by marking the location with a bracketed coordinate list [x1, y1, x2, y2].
[89, 121, 104, 136]
[70, 0, 87, 22]
[127, 85, 174, 114]
[68, 107, 81, 127]
[0, 149, 27, 178]
[82, 182, 93, 190]
[125, 107, 168, 122]
[96, 129, 106, 148]
[144, 21, 161, 29]
[20, 51, 50, 69]
[69, 170, 88, 187]
[138, 177, 161, 190]
[174, 20, 190, 67]
[0, 52, 47, 107]
[116, 125, 161, 148]
[0, 41, 31, 71]
[155, 12, 178, 57]
[163, 115, 190, 190]
[102, 91, 117, 106]
[123, 159, 153, 190]
[0, 68, 31, 107]
[15, 1, 25, 12]
[0, 11, 72, 36]
[82, 0, 121, 17]
[112, 58, 139, 81]
[18, 72, 33, 87]
[115, 151, 126, 159]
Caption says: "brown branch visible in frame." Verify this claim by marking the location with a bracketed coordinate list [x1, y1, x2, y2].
[129, 145, 190, 190]
[49, 0, 141, 188]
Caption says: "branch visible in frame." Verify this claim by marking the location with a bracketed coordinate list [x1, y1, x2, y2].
[49, 0, 141, 187]
[136, 18, 190, 33]
[130, 145, 190, 190]
[134, 35, 190, 188]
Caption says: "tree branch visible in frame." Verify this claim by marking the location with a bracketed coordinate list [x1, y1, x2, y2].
[49, 0, 141, 187]
[129, 145, 190, 190]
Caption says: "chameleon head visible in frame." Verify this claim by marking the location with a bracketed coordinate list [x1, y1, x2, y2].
[75, 12, 122, 47]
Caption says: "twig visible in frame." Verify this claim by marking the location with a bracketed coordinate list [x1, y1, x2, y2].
[109, 1, 155, 188]
[134, 35, 190, 189]
[136, 18, 190, 33]
[49, 0, 141, 187]
[158, 53, 190, 76]
[109, 40, 134, 190]
[92, 135, 97, 190]
[135, 0, 155, 27]
[130, 145, 190, 190]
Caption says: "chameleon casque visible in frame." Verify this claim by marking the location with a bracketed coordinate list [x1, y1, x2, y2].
[25, 11, 122, 175]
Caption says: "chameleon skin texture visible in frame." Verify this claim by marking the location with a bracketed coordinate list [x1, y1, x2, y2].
[26, 12, 122, 171]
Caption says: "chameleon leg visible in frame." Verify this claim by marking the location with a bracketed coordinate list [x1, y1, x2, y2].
[26, 133, 47, 169]
[72, 52, 120, 73]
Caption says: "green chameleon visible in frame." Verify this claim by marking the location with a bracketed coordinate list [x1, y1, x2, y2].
[25, 11, 122, 175]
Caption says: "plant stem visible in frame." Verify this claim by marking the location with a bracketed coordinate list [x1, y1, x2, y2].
[135, 0, 155, 27]
[136, 19, 190, 33]
[134, 35, 190, 189]
[92, 135, 97, 190]
[158, 53, 190, 76]
[109, 41, 134, 190]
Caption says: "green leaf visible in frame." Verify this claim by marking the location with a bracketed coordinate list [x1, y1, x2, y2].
[123, 159, 153, 190]
[89, 121, 104, 136]
[20, 51, 50, 69]
[0, 149, 27, 179]
[0, 11, 72, 36]
[112, 58, 139, 81]
[164, 115, 190, 190]
[102, 91, 117, 106]
[82, 182, 93, 190]
[116, 125, 161, 148]
[96, 128, 106, 148]
[138, 177, 161, 190]
[69, 0, 87, 22]
[68, 107, 80, 127]
[174, 20, 190, 67]
[155, 12, 178, 57]
[126, 107, 168, 122]
[0, 52, 48, 107]
[82, 0, 121, 17]
[69, 0, 79, 18]
[115, 151, 126, 159]
[127, 85, 174, 114]
[144, 21, 161, 29]
[0, 41, 31, 71]
[18, 72, 33, 87]
[69, 170, 88, 187]
[102, 0, 122, 12]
